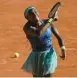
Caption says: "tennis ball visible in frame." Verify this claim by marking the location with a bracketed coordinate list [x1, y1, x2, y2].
[14, 52, 19, 58]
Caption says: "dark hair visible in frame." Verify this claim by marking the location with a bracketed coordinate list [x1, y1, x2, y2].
[24, 6, 39, 20]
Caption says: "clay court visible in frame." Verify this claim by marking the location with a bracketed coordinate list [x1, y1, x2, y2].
[0, 0, 77, 77]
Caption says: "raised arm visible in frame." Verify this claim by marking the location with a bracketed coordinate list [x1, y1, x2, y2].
[23, 18, 54, 36]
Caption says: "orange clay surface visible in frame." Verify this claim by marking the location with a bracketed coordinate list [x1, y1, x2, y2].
[0, 0, 77, 77]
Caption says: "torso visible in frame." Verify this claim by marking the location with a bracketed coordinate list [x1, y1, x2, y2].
[24, 20, 53, 52]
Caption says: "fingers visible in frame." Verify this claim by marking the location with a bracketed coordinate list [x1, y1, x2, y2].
[60, 52, 66, 60]
[54, 18, 58, 21]
[60, 55, 66, 60]
[60, 49, 66, 60]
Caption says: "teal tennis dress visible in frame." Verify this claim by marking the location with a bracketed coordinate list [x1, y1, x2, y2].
[22, 20, 57, 76]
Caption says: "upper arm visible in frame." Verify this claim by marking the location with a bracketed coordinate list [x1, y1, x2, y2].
[23, 23, 39, 36]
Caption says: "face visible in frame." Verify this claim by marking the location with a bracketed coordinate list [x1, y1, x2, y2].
[27, 9, 39, 23]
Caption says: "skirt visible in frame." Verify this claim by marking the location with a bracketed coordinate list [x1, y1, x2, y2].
[21, 48, 57, 76]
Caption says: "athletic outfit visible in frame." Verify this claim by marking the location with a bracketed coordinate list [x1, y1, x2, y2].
[22, 20, 57, 76]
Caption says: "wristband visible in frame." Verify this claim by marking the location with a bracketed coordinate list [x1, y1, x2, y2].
[61, 46, 65, 50]
[48, 18, 54, 24]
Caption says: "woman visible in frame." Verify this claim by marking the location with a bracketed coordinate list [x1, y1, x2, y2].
[22, 6, 66, 77]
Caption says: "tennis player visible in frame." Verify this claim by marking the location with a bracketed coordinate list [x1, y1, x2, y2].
[22, 6, 66, 77]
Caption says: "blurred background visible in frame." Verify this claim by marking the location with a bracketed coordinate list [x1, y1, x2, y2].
[0, 0, 77, 77]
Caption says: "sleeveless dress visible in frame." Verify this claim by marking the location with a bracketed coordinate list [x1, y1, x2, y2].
[22, 20, 57, 76]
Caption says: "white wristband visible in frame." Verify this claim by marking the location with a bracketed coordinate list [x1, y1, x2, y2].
[61, 46, 65, 50]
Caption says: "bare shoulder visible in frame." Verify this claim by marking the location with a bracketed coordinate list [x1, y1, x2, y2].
[23, 21, 30, 32]
[23, 21, 39, 36]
